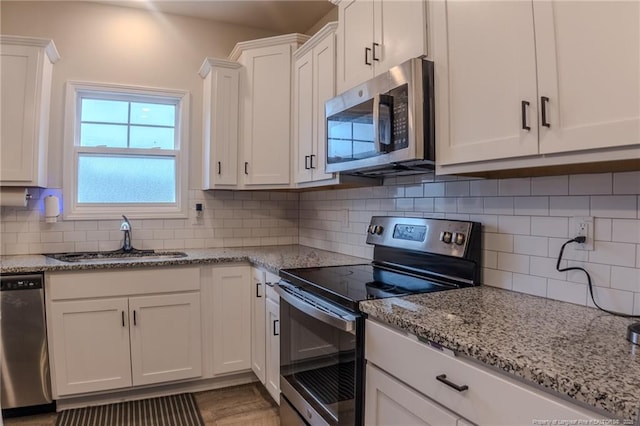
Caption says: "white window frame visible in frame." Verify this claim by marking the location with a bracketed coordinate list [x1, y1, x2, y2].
[63, 81, 189, 220]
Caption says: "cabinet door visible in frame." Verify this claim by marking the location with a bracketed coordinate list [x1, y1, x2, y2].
[241, 44, 292, 186]
[251, 268, 267, 384]
[365, 364, 459, 426]
[337, 0, 375, 93]
[432, 0, 539, 165]
[534, 1, 640, 154]
[203, 66, 239, 188]
[0, 44, 42, 184]
[129, 292, 202, 386]
[375, 0, 428, 76]
[49, 298, 132, 396]
[293, 49, 314, 184]
[312, 33, 336, 182]
[265, 296, 280, 404]
[212, 266, 252, 375]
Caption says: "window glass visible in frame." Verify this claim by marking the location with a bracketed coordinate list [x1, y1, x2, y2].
[77, 154, 176, 203]
[130, 126, 175, 149]
[80, 123, 128, 147]
[81, 99, 128, 123]
[130, 102, 175, 127]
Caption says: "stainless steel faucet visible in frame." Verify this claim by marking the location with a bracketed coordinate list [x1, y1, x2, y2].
[120, 215, 132, 252]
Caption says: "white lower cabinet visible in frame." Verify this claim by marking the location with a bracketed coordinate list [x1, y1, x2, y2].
[251, 268, 280, 403]
[365, 319, 611, 426]
[265, 286, 280, 403]
[211, 266, 251, 375]
[48, 298, 132, 395]
[251, 268, 267, 384]
[366, 363, 460, 426]
[47, 268, 202, 397]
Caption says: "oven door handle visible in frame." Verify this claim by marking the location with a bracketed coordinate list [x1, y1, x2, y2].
[275, 285, 357, 332]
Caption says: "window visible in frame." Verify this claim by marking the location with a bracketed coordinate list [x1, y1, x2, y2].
[64, 82, 189, 219]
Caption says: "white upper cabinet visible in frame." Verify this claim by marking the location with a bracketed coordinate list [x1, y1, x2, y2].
[0, 36, 59, 187]
[200, 58, 241, 189]
[434, 0, 640, 172]
[230, 34, 309, 188]
[336, 0, 428, 93]
[432, 1, 539, 165]
[534, 1, 640, 154]
[293, 23, 338, 186]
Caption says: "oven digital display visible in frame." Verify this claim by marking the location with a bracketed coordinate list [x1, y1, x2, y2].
[392, 224, 427, 242]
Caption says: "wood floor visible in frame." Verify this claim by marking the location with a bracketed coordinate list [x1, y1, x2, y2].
[3, 383, 280, 426]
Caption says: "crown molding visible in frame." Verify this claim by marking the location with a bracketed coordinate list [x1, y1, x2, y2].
[293, 22, 338, 59]
[198, 57, 242, 78]
[228, 33, 310, 61]
[0, 35, 60, 63]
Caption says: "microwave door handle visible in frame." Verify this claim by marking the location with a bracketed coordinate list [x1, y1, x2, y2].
[274, 285, 357, 332]
[373, 94, 382, 154]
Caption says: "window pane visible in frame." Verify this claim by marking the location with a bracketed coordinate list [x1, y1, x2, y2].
[81, 99, 128, 123]
[130, 126, 175, 149]
[130, 102, 175, 126]
[77, 154, 176, 203]
[80, 123, 128, 147]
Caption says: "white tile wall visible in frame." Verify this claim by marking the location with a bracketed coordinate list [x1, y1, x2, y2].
[1, 189, 299, 255]
[299, 172, 640, 314]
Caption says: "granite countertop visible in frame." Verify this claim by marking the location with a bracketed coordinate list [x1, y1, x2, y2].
[360, 286, 640, 423]
[0, 245, 369, 275]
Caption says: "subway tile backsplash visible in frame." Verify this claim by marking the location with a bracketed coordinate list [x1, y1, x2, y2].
[299, 171, 640, 315]
[0, 189, 299, 255]
[1, 171, 638, 314]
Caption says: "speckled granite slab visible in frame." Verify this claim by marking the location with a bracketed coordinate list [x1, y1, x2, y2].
[0, 245, 368, 275]
[359, 286, 640, 423]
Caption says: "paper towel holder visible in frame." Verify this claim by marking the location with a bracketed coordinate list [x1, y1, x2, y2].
[44, 195, 60, 223]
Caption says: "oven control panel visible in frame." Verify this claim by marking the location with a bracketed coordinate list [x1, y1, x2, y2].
[366, 216, 477, 258]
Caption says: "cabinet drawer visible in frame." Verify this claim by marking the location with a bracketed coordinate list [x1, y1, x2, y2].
[48, 267, 200, 300]
[365, 319, 609, 425]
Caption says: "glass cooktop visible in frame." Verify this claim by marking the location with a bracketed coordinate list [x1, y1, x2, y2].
[279, 264, 457, 312]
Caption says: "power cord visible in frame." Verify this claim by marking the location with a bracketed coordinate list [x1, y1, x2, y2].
[556, 237, 640, 318]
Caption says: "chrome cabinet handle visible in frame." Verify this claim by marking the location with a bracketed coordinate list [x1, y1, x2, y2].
[436, 374, 468, 392]
[521, 100, 531, 131]
[541, 96, 550, 128]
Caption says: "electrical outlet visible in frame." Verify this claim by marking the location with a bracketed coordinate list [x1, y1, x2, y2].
[572, 216, 594, 251]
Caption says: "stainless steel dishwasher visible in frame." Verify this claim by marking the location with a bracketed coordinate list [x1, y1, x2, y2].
[1, 273, 54, 416]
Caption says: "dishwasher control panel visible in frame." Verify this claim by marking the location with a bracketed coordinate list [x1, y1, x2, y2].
[1, 275, 43, 291]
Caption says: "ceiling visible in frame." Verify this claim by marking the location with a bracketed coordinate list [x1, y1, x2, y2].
[99, 0, 336, 34]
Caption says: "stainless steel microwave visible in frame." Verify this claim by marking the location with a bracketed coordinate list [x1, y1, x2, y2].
[325, 58, 434, 177]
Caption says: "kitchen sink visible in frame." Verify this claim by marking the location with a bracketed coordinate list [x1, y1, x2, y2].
[46, 249, 188, 262]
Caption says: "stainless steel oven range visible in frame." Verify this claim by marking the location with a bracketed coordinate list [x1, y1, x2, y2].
[276, 216, 482, 426]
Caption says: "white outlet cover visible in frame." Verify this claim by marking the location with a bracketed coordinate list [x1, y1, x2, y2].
[572, 216, 594, 251]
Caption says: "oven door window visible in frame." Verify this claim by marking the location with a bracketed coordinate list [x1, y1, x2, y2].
[280, 298, 359, 425]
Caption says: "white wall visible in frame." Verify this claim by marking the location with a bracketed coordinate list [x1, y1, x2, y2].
[299, 172, 640, 314]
